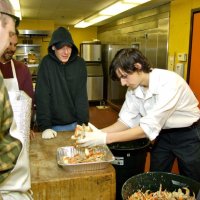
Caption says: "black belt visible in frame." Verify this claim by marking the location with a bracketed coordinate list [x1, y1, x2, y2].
[161, 118, 200, 134]
[190, 118, 200, 128]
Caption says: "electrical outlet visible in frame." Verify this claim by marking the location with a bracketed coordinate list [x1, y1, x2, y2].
[175, 63, 184, 77]
[177, 53, 187, 62]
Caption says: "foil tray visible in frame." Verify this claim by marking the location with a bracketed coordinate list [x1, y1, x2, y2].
[57, 145, 115, 172]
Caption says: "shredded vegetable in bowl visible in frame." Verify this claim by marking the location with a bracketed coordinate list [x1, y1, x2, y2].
[128, 184, 196, 200]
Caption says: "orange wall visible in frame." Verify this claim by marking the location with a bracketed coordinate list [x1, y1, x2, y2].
[188, 13, 200, 104]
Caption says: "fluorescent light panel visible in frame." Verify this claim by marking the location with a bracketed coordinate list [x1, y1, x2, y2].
[99, 2, 138, 15]
[124, 0, 150, 3]
[86, 15, 111, 24]
[75, 0, 151, 28]
[9, 0, 22, 19]
[74, 21, 91, 28]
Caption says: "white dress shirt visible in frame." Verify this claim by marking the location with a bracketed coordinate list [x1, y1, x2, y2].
[119, 68, 200, 141]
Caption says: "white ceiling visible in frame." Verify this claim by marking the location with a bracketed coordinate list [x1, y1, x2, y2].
[19, 0, 171, 26]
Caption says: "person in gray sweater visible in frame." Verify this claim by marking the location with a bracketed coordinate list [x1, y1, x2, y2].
[35, 26, 89, 139]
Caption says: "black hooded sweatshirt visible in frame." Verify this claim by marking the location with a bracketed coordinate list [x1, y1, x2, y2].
[35, 27, 89, 131]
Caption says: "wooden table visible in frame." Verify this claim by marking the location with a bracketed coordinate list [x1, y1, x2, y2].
[30, 132, 116, 200]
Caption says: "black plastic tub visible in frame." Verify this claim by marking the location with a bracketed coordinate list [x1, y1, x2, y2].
[108, 138, 150, 200]
[122, 172, 200, 200]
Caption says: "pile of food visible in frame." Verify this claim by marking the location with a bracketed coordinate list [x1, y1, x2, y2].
[28, 50, 38, 64]
[62, 124, 105, 164]
[62, 147, 105, 164]
[127, 185, 196, 200]
[71, 124, 91, 140]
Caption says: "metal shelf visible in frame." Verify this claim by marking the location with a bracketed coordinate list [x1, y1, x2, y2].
[17, 44, 41, 47]
[27, 64, 39, 68]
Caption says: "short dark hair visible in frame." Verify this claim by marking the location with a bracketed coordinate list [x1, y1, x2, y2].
[15, 28, 19, 36]
[109, 48, 152, 81]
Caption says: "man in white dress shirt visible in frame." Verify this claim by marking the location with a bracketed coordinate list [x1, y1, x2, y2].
[77, 48, 200, 182]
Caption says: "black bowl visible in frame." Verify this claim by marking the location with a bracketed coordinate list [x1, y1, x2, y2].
[122, 172, 200, 200]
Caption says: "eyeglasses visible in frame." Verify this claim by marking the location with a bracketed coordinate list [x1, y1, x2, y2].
[0, 11, 20, 27]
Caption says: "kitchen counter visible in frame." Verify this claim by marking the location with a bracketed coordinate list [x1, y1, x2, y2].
[30, 132, 116, 200]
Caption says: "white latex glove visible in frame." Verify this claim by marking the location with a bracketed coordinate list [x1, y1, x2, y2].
[42, 129, 57, 139]
[71, 123, 100, 140]
[77, 131, 107, 147]
[88, 122, 100, 132]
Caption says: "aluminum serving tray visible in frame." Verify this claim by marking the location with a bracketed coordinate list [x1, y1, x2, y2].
[57, 145, 115, 172]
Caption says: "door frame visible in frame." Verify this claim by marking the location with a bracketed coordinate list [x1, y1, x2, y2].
[187, 8, 200, 83]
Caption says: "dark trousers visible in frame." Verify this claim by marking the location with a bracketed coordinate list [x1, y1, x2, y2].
[150, 120, 200, 182]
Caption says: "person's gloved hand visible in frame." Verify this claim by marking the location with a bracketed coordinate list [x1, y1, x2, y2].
[88, 122, 100, 132]
[71, 123, 100, 140]
[77, 132, 107, 147]
[42, 129, 57, 139]
[76, 123, 107, 147]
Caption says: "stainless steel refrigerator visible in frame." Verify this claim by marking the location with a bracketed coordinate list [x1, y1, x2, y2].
[80, 41, 103, 101]
[102, 44, 131, 110]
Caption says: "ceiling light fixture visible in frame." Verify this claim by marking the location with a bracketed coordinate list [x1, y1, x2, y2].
[10, 0, 22, 19]
[75, 0, 150, 28]
[86, 15, 111, 24]
[99, 1, 138, 16]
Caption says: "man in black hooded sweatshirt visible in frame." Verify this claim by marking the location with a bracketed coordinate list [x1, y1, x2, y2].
[35, 27, 89, 139]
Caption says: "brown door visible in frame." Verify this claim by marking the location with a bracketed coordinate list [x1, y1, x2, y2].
[188, 10, 200, 105]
